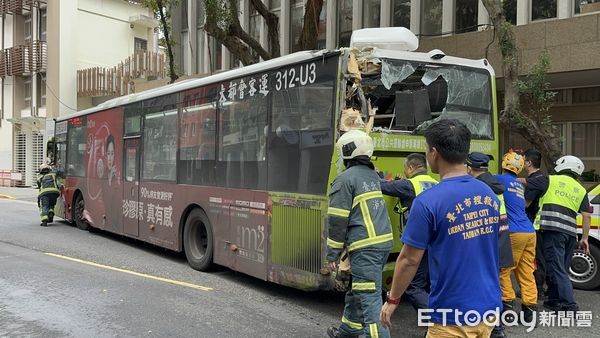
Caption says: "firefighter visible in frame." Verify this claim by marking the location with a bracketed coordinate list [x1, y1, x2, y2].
[525, 155, 591, 312]
[380, 153, 438, 310]
[327, 129, 393, 338]
[495, 151, 538, 324]
[37, 163, 61, 227]
[466, 152, 512, 338]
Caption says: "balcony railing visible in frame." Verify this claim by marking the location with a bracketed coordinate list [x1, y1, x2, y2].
[0, 40, 47, 77]
[77, 49, 166, 97]
[0, 0, 46, 16]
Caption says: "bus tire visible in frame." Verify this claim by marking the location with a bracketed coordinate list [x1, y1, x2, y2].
[73, 194, 89, 231]
[571, 243, 600, 290]
[183, 208, 214, 271]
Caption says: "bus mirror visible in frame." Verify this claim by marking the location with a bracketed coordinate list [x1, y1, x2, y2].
[46, 137, 56, 165]
[394, 89, 431, 128]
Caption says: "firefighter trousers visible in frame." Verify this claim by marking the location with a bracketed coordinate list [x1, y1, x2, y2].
[39, 192, 60, 223]
[338, 249, 390, 338]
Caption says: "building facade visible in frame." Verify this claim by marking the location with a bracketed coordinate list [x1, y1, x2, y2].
[0, 0, 158, 186]
[171, 0, 600, 183]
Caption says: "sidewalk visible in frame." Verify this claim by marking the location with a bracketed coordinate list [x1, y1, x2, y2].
[0, 186, 39, 203]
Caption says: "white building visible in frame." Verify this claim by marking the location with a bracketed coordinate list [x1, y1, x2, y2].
[0, 0, 158, 186]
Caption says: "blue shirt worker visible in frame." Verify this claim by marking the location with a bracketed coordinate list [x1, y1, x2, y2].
[525, 155, 591, 312]
[36, 164, 61, 227]
[495, 151, 538, 323]
[326, 129, 393, 338]
[381, 120, 501, 338]
[380, 153, 438, 310]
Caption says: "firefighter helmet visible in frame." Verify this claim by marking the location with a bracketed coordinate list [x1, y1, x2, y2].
[555, 155, 585, 176]
[39, 163, 51, 173]
[336, 129, 374, 160]
[502, 151, 525, 175]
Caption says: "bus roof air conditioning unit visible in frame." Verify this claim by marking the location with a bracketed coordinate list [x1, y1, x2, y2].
[350, 27, 419, 51]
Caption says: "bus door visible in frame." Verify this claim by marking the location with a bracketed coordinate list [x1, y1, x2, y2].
[123, 138, 141, 236]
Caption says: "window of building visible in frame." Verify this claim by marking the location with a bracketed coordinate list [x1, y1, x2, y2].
[421, 0, 443, 36]
[455, 0, 478, 33]
[40, 9, 47, 41]
[142, 95, 178, 181]
[217, 77, 268, 190]
[268, 57, 337, 194]
[392, 0, 411, 28]
[179, 85, 218, 186]
[134, 38, 148, 51]
[363, 0, 381, 28]
[181, 0, 188, 29]
[503, 0, 517, 24]
[573, 86, 600, 103]
[532, 0, 557, 20]
[24, 15, 32, 43]
[209, 37, 222, 71]
[24, 77, 32, 109]
[572, 122, 600, 158]
[67, 117, 86, 177]
[338, 0, 353, 47]
[39, 74, 46, 107]
[575, 0, 600, 14]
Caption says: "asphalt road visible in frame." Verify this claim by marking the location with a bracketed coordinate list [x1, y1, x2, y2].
[1, 194, 599, 337]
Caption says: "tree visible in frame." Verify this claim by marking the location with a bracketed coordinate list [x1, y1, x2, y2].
[481, 1, 562, 169]
[204, 0, 324, 66]
[142, 0, 180, 83]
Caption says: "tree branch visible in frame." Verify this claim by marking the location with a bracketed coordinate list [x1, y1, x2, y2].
[298, 0, 324, 50]
[249, 0, 280, 57]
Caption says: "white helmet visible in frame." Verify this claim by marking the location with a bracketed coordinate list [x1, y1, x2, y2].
[39, 163, 51, 172]
[554, 155, 585, 176]
[337, 129, 374, 160]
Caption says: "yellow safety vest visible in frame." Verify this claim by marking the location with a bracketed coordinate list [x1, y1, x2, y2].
[408, 174, 439, 196]
[37, 173, 60, 195]
[535, 175, 586, 236]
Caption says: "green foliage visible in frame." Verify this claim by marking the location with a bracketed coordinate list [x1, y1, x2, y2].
[204, 0, 234, 30]
[515, 50, 556, 122]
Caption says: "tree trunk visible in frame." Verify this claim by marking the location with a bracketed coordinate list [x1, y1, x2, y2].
[156, 0, 179, 83]
[481, 0, 562, 167]
[249, 0, 280, 57]
[297, 0, 324, 50]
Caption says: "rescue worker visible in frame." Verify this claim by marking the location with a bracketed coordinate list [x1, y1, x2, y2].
[381, 120, 501, 338]
[525, 155, 591, 312]
[37, 163, 61, 227]
[380, 153, 438, 310]
[495, 151, 538, 324]
[466, 152, 512, 338]
[522, 149, 549, 300]
[327, 129, 393, 338]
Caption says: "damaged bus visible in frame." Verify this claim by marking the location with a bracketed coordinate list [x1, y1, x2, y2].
[47, 28, 498, 290]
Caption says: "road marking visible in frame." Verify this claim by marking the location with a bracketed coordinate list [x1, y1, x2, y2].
[0, 198, 38, 205]
[0, 194, 16, 199]
[45, 252, 213, 292]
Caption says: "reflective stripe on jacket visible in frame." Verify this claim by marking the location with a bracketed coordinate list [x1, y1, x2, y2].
[327, 165, 393, 261]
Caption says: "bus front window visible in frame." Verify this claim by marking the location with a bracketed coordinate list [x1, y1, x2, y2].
[366, 59, 494, 140]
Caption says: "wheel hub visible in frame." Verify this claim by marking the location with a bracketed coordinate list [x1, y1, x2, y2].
[570, 251, 596, 284]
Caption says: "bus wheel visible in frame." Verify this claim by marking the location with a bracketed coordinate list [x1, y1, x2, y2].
[73, 194, 89, 231]
[183, 208, 213, 271]
[571, 244, 600, 290]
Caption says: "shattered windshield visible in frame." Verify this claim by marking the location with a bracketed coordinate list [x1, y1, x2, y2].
[362, 59, 493, 140]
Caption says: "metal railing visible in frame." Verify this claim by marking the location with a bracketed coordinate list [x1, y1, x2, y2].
[0, 40, 47, 77]
[0, 0, 46, 16]
[77, 49, 166, 97]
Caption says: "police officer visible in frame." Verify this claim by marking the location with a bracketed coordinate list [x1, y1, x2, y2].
[327, 129, 393, 338]
[380, 153, 438, 310]
[37, 163, 61, 227]
[526, 155, 591, 312]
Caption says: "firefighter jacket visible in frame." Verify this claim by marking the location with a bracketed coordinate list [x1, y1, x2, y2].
[37, 172, 60, 196]
[408, 174, 438, 196]
[535, 175, 587, 237]
[327, 165, 393, 261]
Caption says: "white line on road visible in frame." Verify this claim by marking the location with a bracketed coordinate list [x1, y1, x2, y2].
[45, 252, 213, 292]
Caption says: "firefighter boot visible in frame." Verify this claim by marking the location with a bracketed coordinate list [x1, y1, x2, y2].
[327, 327, 360, 338]
[48, 210, 54, 223]
[521, 304, 537, 326]
[490, 325, 506, 338]
[40, 221, 47, 227]
[502, 301, 515, 323]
